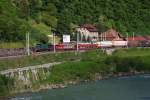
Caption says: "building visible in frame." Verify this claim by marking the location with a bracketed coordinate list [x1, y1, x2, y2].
[76, 24, 99, 42]
[99, 29, 125, 41]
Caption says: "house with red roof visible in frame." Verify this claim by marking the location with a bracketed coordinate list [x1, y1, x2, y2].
[76, 24, 99, 42]
[99, 29, 125, 41]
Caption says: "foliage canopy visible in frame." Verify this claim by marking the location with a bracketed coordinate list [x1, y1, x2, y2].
[0, 0, 150, 42]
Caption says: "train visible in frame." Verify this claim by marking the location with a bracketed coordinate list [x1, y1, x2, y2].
[33, 40, 150, 52]
[128, 41, 150, 47]
[0, 39, 149, 57]
[33, 43, 99, 52]
[33, 40, 128, 52]
[0, 40, 149, 57]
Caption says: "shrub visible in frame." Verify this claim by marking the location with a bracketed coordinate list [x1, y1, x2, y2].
[0, 75, 14, 96]
[46, 61, 110, 83]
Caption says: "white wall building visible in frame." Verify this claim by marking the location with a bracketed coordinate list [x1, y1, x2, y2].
[76, 24, 99, 42]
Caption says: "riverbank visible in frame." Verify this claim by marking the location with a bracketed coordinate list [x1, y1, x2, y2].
[9, 74, 150, 100]
[1, 48, 150, 98]
[35, 71, 147, 91]
[0, 71, 147, 100]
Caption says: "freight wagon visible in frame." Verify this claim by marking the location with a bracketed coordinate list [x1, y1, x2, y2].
[112, 41, 127, 47]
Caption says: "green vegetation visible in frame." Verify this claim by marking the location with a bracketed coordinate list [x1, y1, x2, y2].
[0, 51, 82, 71]
[47, 50, 109, 83]
[47, 61, 110, 83]
[0, 42, 25, 49]
[0, 0, 150, 44]
[106, 48, 150, 72]
[0, 49, 150, 96]
[0, 75, 14, 96]
[45, 48, 150, 83]
[1, 48, 150, 73]
[0, 0, 30, 42]
[0, 0, 49, 44]
[113, 48, 150, 57]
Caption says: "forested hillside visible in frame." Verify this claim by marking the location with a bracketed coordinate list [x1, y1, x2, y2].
[0, 0, 150, 42]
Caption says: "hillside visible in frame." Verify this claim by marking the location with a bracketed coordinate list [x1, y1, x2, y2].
[0, 0, 150, 42]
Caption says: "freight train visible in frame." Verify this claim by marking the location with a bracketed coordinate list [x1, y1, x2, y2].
[33, 40, 128, 52]
[33, 40, 150, 52]
[33, 43, 99, 52]
[1, 40, 149, 57]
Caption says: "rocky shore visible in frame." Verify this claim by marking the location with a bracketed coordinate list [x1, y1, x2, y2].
[19, 71, 148, 91]
[0, 70, 148, 100]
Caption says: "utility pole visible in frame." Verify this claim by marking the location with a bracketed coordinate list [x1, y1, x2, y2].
[102, 33, 103, 41]
[26, 0, 30, 56]
[105, 32, 106, 41]
[102, 33, 104, 41]
[53, 31, 56, 53]
[100, 33, 102, 41]
[77, 32, 79, 52]
[133, 32, 135, 41]
[26, 32, 30, 56]
[126, 32, 129, 49]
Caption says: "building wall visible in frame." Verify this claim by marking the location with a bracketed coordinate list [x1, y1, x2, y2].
[77, 28, 99, 41]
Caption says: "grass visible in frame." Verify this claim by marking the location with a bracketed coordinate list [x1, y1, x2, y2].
[44, 48, 150, 84]
[0, 75, 14, 96]
[44, 50, 111, 84]
[0, 49, 106, 71]
[113, 48, 150, 57]
[0, 51, 82, 71]
[1, 48, 150, 72]
[46, 61, 110, 83]
[106, 48, 150, 72]
[0, 42, 25, 49]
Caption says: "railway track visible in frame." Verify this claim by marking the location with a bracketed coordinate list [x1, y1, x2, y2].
[0, 48, 26, 57]
[0, 47, 149, 59]
[0, 49, 86, 59]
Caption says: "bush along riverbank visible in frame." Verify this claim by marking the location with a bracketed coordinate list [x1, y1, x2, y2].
[1, 49, 150, 98]
[43, 48, 150, 87]
[0, 75, 14, 98]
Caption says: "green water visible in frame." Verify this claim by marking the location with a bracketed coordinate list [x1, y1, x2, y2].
[10, 75, 150, 100]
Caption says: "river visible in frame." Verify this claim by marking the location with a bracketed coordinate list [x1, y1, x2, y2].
[10, 74, 150, 100]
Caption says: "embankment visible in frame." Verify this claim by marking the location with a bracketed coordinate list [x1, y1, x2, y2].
[1, 48, 150, 97]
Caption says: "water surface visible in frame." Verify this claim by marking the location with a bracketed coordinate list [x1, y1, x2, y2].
[10, 74, 150, 100]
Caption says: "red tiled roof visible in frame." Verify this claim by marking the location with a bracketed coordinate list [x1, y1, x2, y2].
[99, 29, 123, 41]
[127, 36, 147, 41]
[80, 24, 97, 32]
[100, 29, 121, 37]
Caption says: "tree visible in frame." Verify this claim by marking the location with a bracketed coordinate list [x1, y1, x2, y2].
[96, 15, 108, 33]
[18, 0, 30, 18]
[0, 0, 28, 42]
[1, 0, 150, 43]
